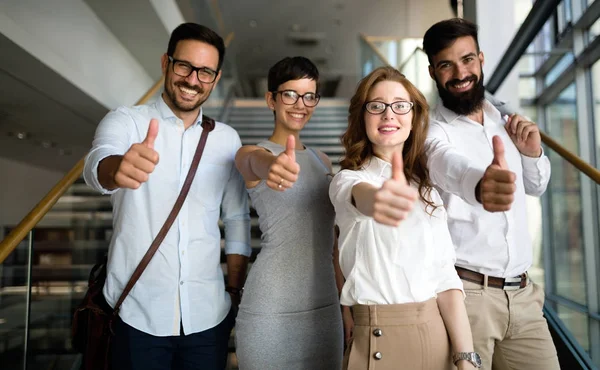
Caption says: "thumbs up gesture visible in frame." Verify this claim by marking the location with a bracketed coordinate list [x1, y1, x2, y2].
[372, 152, 419, 226]
[113, 119, 160, 189]
[479, 136, 517, 212]
[267, 135, 300, 191]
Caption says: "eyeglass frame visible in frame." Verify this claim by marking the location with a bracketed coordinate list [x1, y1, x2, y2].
[364, 100, 414, 115]
[271, 90, 321, 107]
[167, 56, 219, 83]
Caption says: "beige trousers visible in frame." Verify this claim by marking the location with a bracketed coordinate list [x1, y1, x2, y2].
[462, 279, 560, 370]
[343, 298, 454, 370]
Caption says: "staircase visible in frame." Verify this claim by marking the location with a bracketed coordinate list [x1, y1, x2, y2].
[0, 99, 348, 370]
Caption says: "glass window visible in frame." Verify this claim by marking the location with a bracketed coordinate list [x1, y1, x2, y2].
[556, 304, 590, 352]
[592, 59, 600, 169]
[545, 53, 575, 86]
[589, 17, 600, 44]
[545, 83, 587, 307]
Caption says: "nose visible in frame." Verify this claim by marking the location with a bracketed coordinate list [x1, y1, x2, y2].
[293, 97, 306, 108]
[453, 63, 470, 81]
[382, 105, 395, 120]
[184, 71, 200, 85]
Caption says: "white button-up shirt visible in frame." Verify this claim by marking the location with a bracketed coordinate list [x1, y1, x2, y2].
[329, 157, 463, 306]
[83, 95, 251, 336]
[425, 100, 550, 278]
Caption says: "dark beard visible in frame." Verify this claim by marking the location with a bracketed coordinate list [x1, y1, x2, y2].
[435, 72, 485, 116]
[164, 81, 206, 112]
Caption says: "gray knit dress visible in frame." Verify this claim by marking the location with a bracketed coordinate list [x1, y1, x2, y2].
[235, 141, 343, 370]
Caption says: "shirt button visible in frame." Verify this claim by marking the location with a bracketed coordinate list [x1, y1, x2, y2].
[373, 328, 383, 337]
[181, 250, 185, 256]
[180, 281, 184, 285]
[373, 352, 382, 360]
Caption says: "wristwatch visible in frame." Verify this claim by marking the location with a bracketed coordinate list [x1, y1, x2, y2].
[453, 352, 482, 368]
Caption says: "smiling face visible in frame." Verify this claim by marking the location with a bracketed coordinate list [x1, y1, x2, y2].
[266, 78, 318, 132]
[429, 36, 485, 115]
[161, 39, 221, 116]
[364, 80, 413, 161]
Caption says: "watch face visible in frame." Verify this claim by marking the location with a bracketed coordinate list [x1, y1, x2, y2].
[472, 352, 482, 367]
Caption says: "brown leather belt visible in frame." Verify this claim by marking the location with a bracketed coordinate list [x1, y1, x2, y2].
[456, 267, 528, 291]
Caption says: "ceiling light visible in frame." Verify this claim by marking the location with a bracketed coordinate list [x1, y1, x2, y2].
[249, 20, 257, 28]
[16, 132, 28, 140]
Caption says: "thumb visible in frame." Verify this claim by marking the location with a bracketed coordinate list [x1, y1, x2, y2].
[491, 135, 508, 169]
[391, 151, 407, 184]
[143, 119, 159, 148]
[285, 135, 296, 162]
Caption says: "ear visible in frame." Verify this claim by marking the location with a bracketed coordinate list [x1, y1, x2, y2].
[161, 54, 169, 76]
[264, 91, 275, 110]
[428, 65, 435, 81]
[479, 51, 485, 67]
[214, 70, 222, 86]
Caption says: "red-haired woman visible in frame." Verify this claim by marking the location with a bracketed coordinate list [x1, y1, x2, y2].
[330, 66, 480, 370]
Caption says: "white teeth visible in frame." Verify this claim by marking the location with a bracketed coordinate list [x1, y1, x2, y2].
[454, 81, 470, 89]
[179, 86, 198, 95]
[379, 127, 398, 132]
[289, 113, 304, 118]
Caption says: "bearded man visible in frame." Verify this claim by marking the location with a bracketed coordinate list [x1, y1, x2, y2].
[422, 18, 559, 370]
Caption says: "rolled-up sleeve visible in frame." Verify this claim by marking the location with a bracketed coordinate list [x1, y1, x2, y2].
[83, 108, 134, 195]
[329, 170, 376, 223]
[221, 134, 251, 256]
[425, 122, 485, 206]
[521, 148, 551, 196]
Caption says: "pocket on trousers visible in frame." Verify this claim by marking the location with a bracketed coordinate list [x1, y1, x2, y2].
[464, 289, 483, 297]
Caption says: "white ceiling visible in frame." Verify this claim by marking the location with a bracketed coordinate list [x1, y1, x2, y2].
[0, 0, 454, 172]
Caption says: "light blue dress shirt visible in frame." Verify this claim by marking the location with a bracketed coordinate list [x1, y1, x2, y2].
[83, 95, 251, 337]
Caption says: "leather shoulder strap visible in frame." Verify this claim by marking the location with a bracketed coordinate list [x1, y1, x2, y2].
[112, 115, 215, 315]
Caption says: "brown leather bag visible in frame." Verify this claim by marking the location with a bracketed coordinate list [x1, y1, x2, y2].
[71, 116, 216, 370]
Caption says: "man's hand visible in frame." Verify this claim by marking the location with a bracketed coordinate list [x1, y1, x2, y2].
[478, 136, 516, 212]
[372, 152, 418, 226]
[266, 135, 300, 191]
[504, 114, 542, 157]
[113, 119, 160, 189]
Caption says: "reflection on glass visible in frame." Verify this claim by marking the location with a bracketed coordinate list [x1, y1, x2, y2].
[545, 83, 587, 306]
[556, 303, 590, 352]
[545, 53, 575, 86]
[519, 77, 537, 99]
[0, 238, 31, 369]
[589, 17, 600, 43]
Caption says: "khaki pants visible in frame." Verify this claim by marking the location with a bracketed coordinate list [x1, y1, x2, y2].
[343, 298, 454, 370]
[462, 279, 560, 370]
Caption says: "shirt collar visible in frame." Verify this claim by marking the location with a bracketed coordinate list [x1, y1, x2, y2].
[434, 98, 501, 125]
[156, 93, 204, 127]
[364, 156, 392, 179]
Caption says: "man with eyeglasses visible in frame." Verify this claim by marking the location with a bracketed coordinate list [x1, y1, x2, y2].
[83, 23, 250, 370]
[422, 18, 558, 370]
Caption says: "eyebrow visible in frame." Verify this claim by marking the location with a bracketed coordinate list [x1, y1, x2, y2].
[369, 97, 410, 101]
[435, 52, 477, 68]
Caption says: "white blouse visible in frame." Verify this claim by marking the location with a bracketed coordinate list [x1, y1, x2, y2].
[329, 156, 463, 306]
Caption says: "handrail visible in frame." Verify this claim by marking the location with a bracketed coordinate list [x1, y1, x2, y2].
[0, 76, 164, 264]
[540, 131, 600, 184]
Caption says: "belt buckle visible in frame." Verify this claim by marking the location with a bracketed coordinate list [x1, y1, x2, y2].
[502, 274, 527, 291]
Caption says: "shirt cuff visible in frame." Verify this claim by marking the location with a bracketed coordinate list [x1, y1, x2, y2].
[84, 149, 120, 195]
[436, 280, 466, 299]
[460, 167, 485, 206]
[224, 241, 251, 257]
[521, 147, 549, 173]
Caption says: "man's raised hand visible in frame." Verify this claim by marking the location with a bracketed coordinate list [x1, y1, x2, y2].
[479, 136, 516, 212]
[113, 119, 160, 189]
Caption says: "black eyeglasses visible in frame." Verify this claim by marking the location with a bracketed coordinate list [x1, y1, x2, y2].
[272, 90, 320, 107]
[168, 56, 218, 83]
[364, 101, 414, 115]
